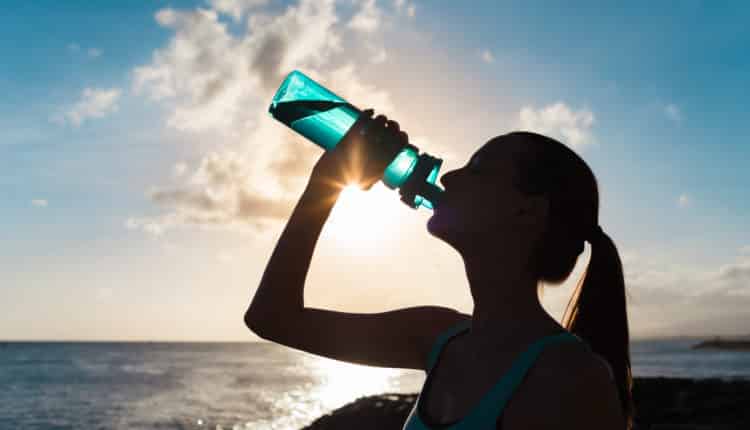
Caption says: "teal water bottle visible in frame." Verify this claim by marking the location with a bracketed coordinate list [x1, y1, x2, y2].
[268, 70, 444, 210]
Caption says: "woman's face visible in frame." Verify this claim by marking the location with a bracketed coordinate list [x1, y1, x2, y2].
[427, 137, 544, 253]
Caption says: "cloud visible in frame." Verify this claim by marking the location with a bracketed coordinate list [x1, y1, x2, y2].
[55, 88, 122, 126]
[208, 0, 269, 20]
[665, 103, 682, 122]
[620, 247, 750, 337]
[677, 193, 691, 208]
[393, 0, 415, 17]
[173, 162, 188, 177]
[518, 102, 596, 147]
[348, 0, 381, 33]
[480, 49, 495, 63]
[68, 43, 102, 58]
[133, 1, 344, 134]
[717, 257, 750, 284]
[31, 199, 48, 207]
[740, 245, 750, 255]
[370, 45, 387, 63]
[129, 0, 399, 234]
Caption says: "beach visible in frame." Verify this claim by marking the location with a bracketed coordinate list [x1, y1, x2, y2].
[301, 377, 750, 430]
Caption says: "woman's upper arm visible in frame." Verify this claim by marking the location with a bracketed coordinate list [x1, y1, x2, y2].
[247, 305, 471, 370]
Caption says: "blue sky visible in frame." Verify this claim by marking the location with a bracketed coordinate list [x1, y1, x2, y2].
[2, 0, 749, 341]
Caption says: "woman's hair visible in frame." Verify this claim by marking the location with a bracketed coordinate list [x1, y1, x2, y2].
[503, 131, 634, 429]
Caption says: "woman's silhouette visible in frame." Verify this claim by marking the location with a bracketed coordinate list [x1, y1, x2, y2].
[245, 109, 633, 429]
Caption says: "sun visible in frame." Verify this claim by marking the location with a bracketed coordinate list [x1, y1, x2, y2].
[323, 182, 400, 255]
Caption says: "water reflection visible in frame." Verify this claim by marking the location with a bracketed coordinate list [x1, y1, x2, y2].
[308, 356, 405, 410]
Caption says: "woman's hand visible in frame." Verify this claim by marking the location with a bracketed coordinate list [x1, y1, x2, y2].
[309, 108, 409, 192]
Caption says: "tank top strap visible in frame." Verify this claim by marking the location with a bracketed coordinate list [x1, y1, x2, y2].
[425, 320, 472, 372]
[466, 331, 585, 424]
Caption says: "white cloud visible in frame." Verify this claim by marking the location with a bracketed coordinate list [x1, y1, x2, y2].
[480, 49, 495, 63]
[68, 43, 102, 58]
[518, 102, 596, 148]
[173, 162, 188, 177]
[133, 1, 344, 134]
[665, 103, 682, 122]
[371, 46, 387, 63]
[129, 0, 399, 234]
[348, 0, 381, 33]
[31, 199, 48, 207]
[208, 0, 268, 20]
[740, 245, 750, 255]
[126, 216, 168, 236]
[717, 257, 750, 284]
[618, 247, 750, 337]
[677, 193, 691, 208]
[55, 88, 122, 127]
[393, 0, 415, 17]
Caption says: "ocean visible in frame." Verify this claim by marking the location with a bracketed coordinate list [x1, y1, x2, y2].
[2, 339, 749, 429]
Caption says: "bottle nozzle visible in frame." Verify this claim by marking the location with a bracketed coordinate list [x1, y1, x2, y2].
[420, 182, 444, 209]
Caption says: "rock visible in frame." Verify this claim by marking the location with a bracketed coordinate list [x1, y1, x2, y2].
[692, 339, 750, 351]
[299, 378, 750, 430]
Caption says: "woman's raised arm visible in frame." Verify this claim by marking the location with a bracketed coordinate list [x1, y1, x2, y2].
[244, 110, 470, 369]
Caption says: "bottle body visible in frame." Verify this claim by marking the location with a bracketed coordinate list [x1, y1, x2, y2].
[268, 70, 443, 210]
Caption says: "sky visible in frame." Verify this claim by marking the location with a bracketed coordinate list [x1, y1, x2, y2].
[2, 0, 749, 341]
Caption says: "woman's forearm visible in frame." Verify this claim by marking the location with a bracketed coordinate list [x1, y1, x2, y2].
[245, 179, 342, 327]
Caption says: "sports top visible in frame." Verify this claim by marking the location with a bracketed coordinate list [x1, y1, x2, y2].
[402, 320, 588, 429]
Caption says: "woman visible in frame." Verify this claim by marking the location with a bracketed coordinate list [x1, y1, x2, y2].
[245, 109, 633, 429]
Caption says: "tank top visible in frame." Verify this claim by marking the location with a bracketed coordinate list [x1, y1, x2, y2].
[402, 320, 588, 430]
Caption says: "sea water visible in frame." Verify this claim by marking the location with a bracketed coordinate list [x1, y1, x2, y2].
[3, 339, 745, 429]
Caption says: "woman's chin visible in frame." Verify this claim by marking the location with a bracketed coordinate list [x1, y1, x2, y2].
[427, 212, 452, 239]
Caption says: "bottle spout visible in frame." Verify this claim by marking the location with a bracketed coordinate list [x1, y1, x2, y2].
[420, 182, 444, 210]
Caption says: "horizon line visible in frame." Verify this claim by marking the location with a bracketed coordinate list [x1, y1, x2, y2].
[0, 335, 722, 343]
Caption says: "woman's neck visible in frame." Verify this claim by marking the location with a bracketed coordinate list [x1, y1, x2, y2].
[461, 251, 564, 357]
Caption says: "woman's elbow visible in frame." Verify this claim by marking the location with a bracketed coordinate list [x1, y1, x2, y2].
[244, 306, 266, 335]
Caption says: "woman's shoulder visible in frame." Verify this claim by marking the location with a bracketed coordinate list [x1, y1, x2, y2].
[535, 336, 613, 380]
[505, 338, 622, 427]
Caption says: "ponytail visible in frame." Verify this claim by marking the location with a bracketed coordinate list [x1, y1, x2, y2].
[562, 229, 634, 430]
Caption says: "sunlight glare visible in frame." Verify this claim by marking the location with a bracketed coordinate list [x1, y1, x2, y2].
[323, 183, 401, 255]
[309, 357, 403, 410]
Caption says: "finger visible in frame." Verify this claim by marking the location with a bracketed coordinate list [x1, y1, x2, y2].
[369, 117, 389, 145]
[386, 119, 400, 133]
[398, 130, 408, 143]
[372, 114, 387, 128]
[369, 115, 387, 138]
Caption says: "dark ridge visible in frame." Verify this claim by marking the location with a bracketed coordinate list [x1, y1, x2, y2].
[300, 378, 750, 430]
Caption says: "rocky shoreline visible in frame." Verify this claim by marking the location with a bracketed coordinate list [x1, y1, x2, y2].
[300, 377, 750, 430]
[692, 338, 750, 351]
